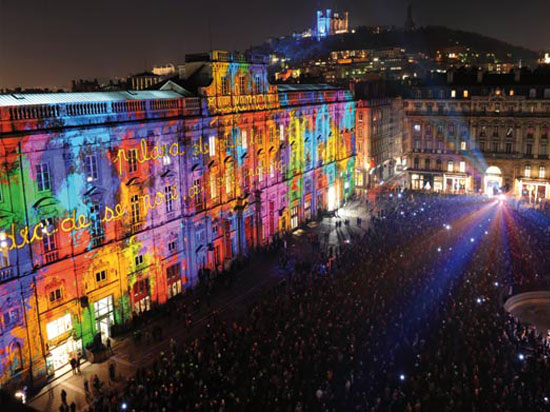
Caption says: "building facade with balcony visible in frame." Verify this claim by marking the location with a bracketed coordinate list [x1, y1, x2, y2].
[402, 69, 550, 200]
[354, 81, 404, 195]
[0, 51, 356, 388]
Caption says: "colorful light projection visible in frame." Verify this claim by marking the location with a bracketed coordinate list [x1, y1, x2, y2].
[0, 55, 356, 387]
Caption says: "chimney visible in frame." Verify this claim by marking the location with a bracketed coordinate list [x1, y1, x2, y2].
[477, 69, 483, 83]
[446, 69, 454, 84]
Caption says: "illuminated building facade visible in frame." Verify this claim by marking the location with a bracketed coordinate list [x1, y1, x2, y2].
[355, 81, 404, 194]
[0, 51, 356, 387]
[402, 69, 550, 199]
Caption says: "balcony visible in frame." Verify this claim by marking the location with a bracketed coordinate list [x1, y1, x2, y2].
[0, 267, 15, 283]
[45, 251, 59, 264]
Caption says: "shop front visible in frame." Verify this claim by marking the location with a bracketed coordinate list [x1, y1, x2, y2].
[410, 173, 435, 191]
[444, 174, 471, 193]
[132, 278, 151, 314]
[517, 179, 549, 203]
[94, 295, 114, 344]
[45, 313, 82, 376]
[166, 263, 182, 299]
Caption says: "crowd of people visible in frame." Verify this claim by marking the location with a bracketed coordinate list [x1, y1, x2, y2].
[83, 193, 550, 411]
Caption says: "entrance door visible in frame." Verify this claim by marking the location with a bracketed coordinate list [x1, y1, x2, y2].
[99, 318, 111, 343]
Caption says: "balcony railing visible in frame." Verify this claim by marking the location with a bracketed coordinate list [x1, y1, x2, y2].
[0, 267, 15, 283]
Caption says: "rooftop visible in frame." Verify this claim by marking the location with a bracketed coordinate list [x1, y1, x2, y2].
[0, 90, 184, 107]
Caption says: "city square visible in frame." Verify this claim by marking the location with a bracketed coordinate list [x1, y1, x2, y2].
[1, 1, 550, 411]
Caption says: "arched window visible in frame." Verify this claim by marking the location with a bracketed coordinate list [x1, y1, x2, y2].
[10, 341, 23, 374]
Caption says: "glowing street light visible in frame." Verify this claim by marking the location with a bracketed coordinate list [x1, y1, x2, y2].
[399, 374, 406, 381]
[518, 353, 525, 361]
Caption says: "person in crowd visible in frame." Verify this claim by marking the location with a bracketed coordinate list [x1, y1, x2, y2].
[84, 194, 550, 412]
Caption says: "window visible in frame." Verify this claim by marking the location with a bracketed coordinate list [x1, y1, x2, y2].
[463, 90, 469, 98]
[448, 161, 454, 172]
[506, 143, 512, 154]
[459, 161, 466, 173]
[449, 123, 455, 137]
[254, 75, 262, 94]
[540, 166, 546, 178]
[436, 159, 442, 170]
[3, 308, 19, 328]
[208, 135, 216, 157]
[210, 173, 217, 199]
[128, 149, 138, 173]
[526, 144, 533, 155]
[90, 204, 104, 246]
[239, 76, 246, 95]
[41, 218, 57, 254]
[46, 313, 72, 340]
[493, 142, 499, 153]
[135, 254, 144, 267]
[460, 141, 467, 150]
[36, 163, 51, 192]
[479, 126, 486, 138]
[130, 195, 141, 223]
[166, 263, 180, 280]
[425, 159, 431, 170]
[85, 154, 99, 182]
[95, 270, 106, 283]
[529, 88, 536, 98]
[414, 157, 419, 169]
[193, 178, 202, 204]
[413, 123, 421, 134]
[542, 126, 549, 140]
[414, 140, 421, 150]
[451, 90, 456, 98]
[164, 186, 174, 213]
[492, 126, 499, 138]
[168, 237, 177, 253]
[241, 130, 247, 150]
[479, 141, 485, 152]
[426, 140, 432, 150]
[221, 76, 229, 95]
[541, 144, 547, 156]
[506, 127, 513, 137]
[525, 165, 531, 177]
[225, 164, 234, 194]
[49, 288, 62, 303]
[425, 124, 432, 138]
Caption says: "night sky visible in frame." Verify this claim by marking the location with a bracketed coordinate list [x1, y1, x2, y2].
[1, 0, 549, 89]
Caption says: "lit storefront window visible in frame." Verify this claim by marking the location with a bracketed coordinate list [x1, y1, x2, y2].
[448, 161, 454, 172]
[540, 166, 546, 179]
[47, 313, 72, 340]
[459, 161, 466, 173]
[525, 165, 531, 178]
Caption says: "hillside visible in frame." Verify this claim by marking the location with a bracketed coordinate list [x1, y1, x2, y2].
[248, 26, 538, 65]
